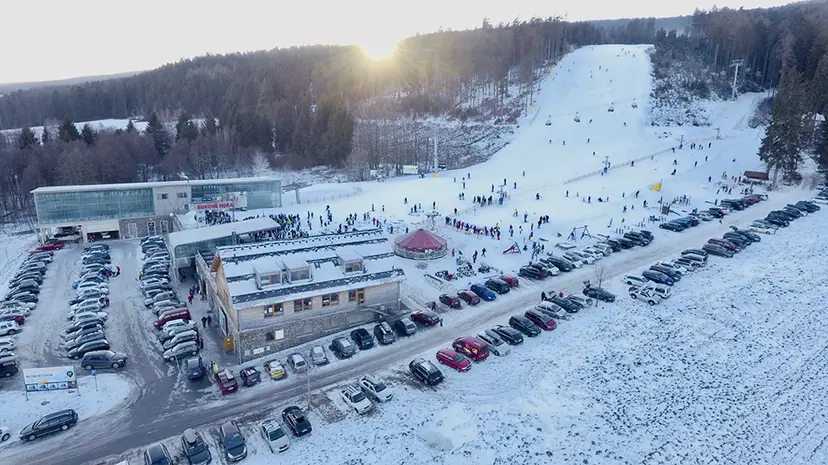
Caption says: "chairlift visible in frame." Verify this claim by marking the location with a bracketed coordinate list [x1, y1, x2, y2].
[607, 103, 615, 112]
[545, 116, 552, 126]
[574, 112, 581, 123]
[631, 99, 638, 109]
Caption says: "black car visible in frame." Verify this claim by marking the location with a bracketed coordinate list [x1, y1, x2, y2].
[722, 232, 750, 247]
[518, 266, 543, 279]
[602, 239, 623, 252]
[350, 328, 375, 350]
[0, 355, 19, 378]
[184, 357, 206, 380]
[144, 443, 173, 465]
[763, 215, 789, 227]
[641, 269, 675, 286]
[681, 248, 708, 258]
[408, 358, 444, 386]
[703, 243, 734, 258]
[583, 286, 616, 302]
[542, 257, 573, 272]
[180, 429, 211, 465]
[615, 237, 635, 248]
[68, 339, 110, 359]
[782, 206, 803, 218]
[485, 278, 510, 294]
[490, 325, 524, 345]
[20, 409, 78, 441]
[650, 265, 681, 281]
[548, 296, 580, 313]
[796, 200, 820, 212]
[659, 221, 685, 232]
[706, 208, 725, 218]
[219, 420, 248, 461]
[508, 315, 541, 337]
[638, 230, 655, 241]
[373, 322, 396, 345]
[282, 406, 313, 436]
[80, 350, 126, 370]
[623, 232, 649, 246]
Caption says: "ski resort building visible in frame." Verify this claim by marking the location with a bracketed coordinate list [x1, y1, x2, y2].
[204, 228, 405, 362]
[30, 177, 282, 243]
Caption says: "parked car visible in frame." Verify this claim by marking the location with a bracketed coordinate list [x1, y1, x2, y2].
[163, 341, 200, 362]
[350, 328, 375, 350]
[485, 278, 511, 294]
[535, 301, 568, 320]
[509, 315, 542, 337]
[457, 290, 481, 305]
[650, 264, 682, 281]
[702, 243, 734, 258]
[409, 358, 444, 385]
[239, 366, 261, 387]
[519, 266, 544, 279]
[81, 350, 126, 370]
[470, 283, 497, 301]
[438, 294, 462, 308]
[144, 443, 173, 465]
[67, 339, 110, 359]
[499, 275, 520, 287]
[524, 309, 558, 331]
[310, 346, 329, 365]
[19, 410, 78, 441]
[394, 318, 418, 336]
[373, 322, 396, 344]
[265, 359, 286, 379]
[477, 332, 510, 356]
[0, 321, 20, 336]
[436, 348, 472, 372]
[583, 286, 616, 302]
[260, 420, 290, 453]
[548, 296, 580, 313]
[641, 269, 675, 286]
[219, 420, 248, 461]
[282, 406, 312, 436]
[0, 355, 19, 378]
[340, 384, 374, 414]
[330, 337, 356, 359]
[185, 356, 206, 381]
[359, 375, 393, 402]
[630, 287, 662, 305]
[215, 369, 239, 394]
[288, 353, 308, 371]
[629, 283, 672, 300]
[180, 428, 212, 465]
[490, 325, 524, 345]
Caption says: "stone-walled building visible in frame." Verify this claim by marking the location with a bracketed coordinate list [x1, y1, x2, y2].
[208, 229, 405, 362]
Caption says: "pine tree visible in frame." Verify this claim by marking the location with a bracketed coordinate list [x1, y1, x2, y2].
[815, 121, 828, 178]
[17, 127, 38, 150]
[292, 102, 314, 160]
[201, 112, 218, 136]
[125, 119, 136, 133]
[758, 69, 809, 183]
[144, 112, 171, 160]
[58, 118, 80, 142]
[81, 123, 98, 146]
[41, 126, 51, 145]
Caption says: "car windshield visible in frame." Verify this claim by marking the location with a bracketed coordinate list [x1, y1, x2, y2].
[373, 381, 387, 391]
[185, 439, 206, 454]
[224, 432, 244, 449]
[268, 428, 285, 441]
[351, 391, 366, 402]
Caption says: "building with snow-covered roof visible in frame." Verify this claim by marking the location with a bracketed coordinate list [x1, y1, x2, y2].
[30, 177, 281, 243]
[207, 228, 405, 362]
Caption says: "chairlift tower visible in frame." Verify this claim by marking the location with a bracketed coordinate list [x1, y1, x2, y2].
[730, 60, 744, 101]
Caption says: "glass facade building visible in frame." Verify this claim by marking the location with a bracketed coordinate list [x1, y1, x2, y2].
[34, 188, 155, 224]
[190, 180, 281, 209]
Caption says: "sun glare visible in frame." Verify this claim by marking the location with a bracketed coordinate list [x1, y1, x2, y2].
[360, 41, 398, 60]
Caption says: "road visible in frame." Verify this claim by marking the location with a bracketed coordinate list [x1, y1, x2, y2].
[4, 186, 809, 465]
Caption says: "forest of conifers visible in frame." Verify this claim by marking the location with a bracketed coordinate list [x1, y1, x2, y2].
[1, 1, 828, 222]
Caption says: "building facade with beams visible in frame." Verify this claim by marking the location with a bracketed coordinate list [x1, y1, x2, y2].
[31, 177, 282, 243]
[206, 229, 405, 362]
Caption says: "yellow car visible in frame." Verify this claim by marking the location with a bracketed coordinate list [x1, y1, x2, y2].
[265, 360, 286, 379]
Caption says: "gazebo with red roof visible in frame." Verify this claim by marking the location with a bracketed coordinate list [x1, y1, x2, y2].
[394, 228, 448, 260]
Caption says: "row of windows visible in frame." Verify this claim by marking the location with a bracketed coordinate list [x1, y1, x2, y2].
[35, 189, 155, 224]
[157, 192, 189, 200]
[262, 312, 369, 341]
[261, 289, 365, 318]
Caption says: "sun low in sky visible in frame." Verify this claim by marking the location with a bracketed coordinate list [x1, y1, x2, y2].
[360, 40, 399, 60]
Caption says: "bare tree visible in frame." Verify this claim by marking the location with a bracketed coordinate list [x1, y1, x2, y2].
[250, 150, 272, 177]
[591, 262, 608, 307]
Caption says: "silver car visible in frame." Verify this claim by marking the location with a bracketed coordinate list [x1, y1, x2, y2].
[310, 346, 328, 365]
[478, 331, 510, 356]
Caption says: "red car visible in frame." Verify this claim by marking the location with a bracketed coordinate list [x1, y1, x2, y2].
[0, 314, 25, 325]
[436, 349, 471, 372]
[452, 337, 490, 361]
[524, 309, 557, 331]
[439, 294, 462, 309]
[36, 242, 64, 252]
[457, 290, 480, 306]
[499, 275, 519, 287]
[411, 310, 441, 326]
[215, 369, 238, 394]
[29, 250, 53, 257]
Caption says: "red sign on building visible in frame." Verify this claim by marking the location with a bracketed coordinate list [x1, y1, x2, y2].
[196, 202, 234, 210]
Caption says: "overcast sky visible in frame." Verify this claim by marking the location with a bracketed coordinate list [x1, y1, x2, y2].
[0, 0, 791, 84]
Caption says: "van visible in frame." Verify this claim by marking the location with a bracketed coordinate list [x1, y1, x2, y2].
[154, 308, 191, 329]
[485, 278, 510, 295]
[0, 321, 20, 336]
[373, 322, 396, 345]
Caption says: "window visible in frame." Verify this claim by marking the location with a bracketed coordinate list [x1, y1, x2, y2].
[294, 298, 312, 312]
[177, 192, 188, 199]
[290, 268, 310, 281]
[299, 324, 313, 336]
[265, 332, 275, 341]
[158, 193, 169, 200]
[34, 188, 155, 224]
[260, 273, 281, 286]
[263, 303, 283, 318]
[345, 261, 364, 273]
[348, 289, 366, 304]
[328, 318, 341, 329]
[321, 293, 340, 307]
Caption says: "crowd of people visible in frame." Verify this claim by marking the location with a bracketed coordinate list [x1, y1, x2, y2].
[202, 210, 233, 225]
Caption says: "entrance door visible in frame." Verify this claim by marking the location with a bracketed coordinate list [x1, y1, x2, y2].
[160, 220, 169, 234]
[127, 223, 138, 239]
[147, 221, 156, 236]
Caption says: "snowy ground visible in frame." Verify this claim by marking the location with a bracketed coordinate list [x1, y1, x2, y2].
[0, 374, 132, 448]
[107, 201, 828, 465]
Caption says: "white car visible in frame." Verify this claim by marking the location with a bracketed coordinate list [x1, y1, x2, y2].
[592, 243, 614, 255]
[750, 224, 777, 234]
[565, 251, 594, 265]
[2, 306, 30, 316]
[811, 197, 828, 204]
[629, 283, 672, 299]
[2, 300, 35, 310]
[560, 253, 584, 267]
[76, 282, 109, 293]
[358, 375, 394, 402]
[581, 248, 604, 260]
[259, 420, 290, 453]
[535, 301, 568, 320]
[0, 425, 10, 442]
[0, 322, 19, 336]
[621, 274, 649, 286]
[655, 262, 686, 276]
[340, 385, 373, 414]
[70, 299, 102, 313]
[288, 353, 308, 372]
[0, 338, 15, 354]
[477, 332, 511, 356]
[69, 311, 108, 322]
[584, 246, 608, 258]
[630, 287, 662, 305]
[162, 319, 196, 333]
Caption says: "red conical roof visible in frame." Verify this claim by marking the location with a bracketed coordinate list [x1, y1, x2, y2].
[394, 228, 447, 251]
